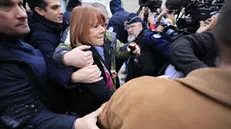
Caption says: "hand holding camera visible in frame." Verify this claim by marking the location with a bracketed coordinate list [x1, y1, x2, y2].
[196, 15, 217, 33]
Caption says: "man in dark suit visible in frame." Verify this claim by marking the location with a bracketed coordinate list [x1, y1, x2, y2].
[0, 0, 103, 129]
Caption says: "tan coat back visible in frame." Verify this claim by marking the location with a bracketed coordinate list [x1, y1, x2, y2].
[99, 68, 231, 129]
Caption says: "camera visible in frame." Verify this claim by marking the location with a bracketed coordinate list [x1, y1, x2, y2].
[166, 0, 225, 33]
[157, 0, 225, 41]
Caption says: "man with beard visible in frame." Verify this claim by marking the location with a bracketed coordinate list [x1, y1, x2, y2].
[124, 13, 171, 81]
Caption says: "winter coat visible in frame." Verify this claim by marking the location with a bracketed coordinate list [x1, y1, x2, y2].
[170, 32, 217, 76]
[99, 67, 231, 129]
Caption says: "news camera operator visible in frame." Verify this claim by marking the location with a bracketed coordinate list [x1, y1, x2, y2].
[137, 0, 223, 78]
[170, 15, 218, 76]
[164, 0, 224, 32]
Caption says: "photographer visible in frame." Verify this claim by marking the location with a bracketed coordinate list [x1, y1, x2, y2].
[155, 8, 176, 25]
[137, 1, 176, 27]
[170, 15, 218, 76]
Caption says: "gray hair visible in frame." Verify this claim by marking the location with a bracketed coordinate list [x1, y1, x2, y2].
[91, 2, 108, 17]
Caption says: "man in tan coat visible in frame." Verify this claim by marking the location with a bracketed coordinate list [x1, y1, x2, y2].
[98, 1, 231, 129]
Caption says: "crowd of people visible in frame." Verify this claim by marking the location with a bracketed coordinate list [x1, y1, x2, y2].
[0, 0, 231, 129]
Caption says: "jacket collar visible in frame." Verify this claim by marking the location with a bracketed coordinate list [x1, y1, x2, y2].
[90, 45, 105, 63]
[176, 68, 231, 107]
[0, 34, 20, 42]
[29, 12, 63, 36]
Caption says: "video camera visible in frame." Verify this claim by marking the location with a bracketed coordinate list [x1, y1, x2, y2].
[138, 0, 225, 42]
[166, 0, 225, 33]
[157, 0, 225, 42]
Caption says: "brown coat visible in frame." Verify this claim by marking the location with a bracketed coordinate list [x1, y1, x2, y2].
[99, 68, 231, 129]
